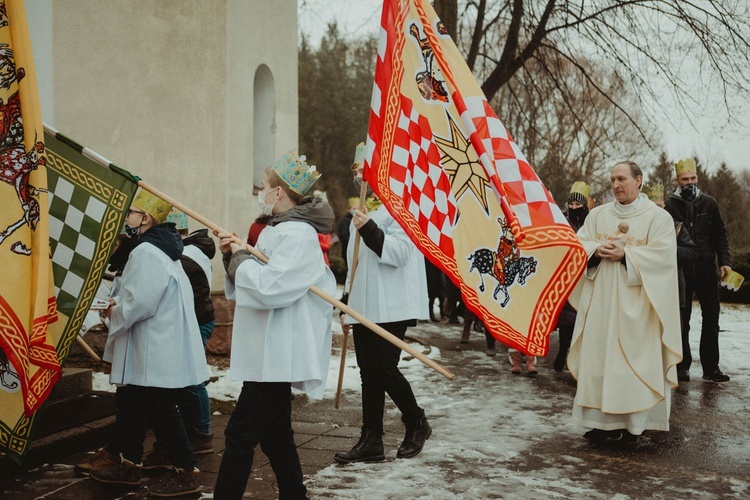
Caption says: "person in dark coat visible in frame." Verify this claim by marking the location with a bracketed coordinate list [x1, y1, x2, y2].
[664, 158, 732, 383]
[553, 182, 590, 372]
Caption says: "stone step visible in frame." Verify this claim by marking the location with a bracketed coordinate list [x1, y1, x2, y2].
[33, 390, 116, 439]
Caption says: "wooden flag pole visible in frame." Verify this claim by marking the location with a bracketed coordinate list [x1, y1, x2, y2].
[334, 179, 368, 409]
[136, 180, 455, 381]
[76, 334, 101, 362]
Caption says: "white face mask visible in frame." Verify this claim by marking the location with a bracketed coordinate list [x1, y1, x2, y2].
[258, 187, 278, 216]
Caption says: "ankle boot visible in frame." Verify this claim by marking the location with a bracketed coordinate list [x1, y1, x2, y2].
[509, 350, 522, 374]
[397, 411, 432, 459]
[334, 428, 385, 464]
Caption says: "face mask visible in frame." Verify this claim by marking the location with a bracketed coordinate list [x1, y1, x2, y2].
[258, 187, 278, 216]
[680, 183, 697, 201]
[353, 176, 374, 197]
[568, 206, 586, 218]
[124, 223, 140, 239]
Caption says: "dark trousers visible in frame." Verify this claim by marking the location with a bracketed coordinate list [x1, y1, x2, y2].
[353, 322, 421, 434]
[679, 269, 721, 374]
[111, 385, 194, 470]
[214, 382, 306, 500]
[557, 325, 573, 358]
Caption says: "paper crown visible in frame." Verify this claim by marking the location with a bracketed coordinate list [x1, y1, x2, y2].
[353, 142, 367, 164]
[272, 150, 321, 195]
[569, 181, 591, 198]
[720, 270, 745, 292]
[675, 158, 696, 176]
[348, 197, 359, 207]
[132, 190, 172, 223]
[568, 181, 590, 205]
[166, 208, 189, 230]
[646, 183, 664, 202]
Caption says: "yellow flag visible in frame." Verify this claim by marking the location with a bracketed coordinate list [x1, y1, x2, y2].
[0, 0, 58, 459]
[365, 0, 586, 355]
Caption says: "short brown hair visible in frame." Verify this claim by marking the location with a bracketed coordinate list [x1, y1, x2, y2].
[265, 167, 304, 205]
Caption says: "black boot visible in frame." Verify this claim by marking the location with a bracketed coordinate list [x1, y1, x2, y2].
[334, 428, 385, 464]
[397, 411, 432, 459]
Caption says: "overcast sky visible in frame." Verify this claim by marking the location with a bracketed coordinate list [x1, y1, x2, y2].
[298, 0, 750, 174]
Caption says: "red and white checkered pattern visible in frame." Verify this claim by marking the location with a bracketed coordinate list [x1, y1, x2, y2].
[385, 96, 457, 254]
[459, 96, 569, 228]
[364, 0, 585, 356]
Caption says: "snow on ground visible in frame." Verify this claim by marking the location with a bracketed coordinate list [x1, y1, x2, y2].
[91, 302, 750, 498]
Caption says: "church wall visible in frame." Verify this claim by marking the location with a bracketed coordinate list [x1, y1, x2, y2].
[26, 0, 299, 291]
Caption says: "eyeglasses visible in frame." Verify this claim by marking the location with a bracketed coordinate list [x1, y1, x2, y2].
[127, 209, 146, 216]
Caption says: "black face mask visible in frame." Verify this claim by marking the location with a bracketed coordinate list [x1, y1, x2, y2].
[568, 206, 586, 218]
[124, 223, 141, 239]
[680, 183, 697, 201]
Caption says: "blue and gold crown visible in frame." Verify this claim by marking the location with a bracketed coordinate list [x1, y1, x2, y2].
[166, 208, 189, 230]
[272, 150, 321, 195]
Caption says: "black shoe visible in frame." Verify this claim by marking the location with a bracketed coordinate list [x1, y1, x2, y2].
[583, 428, 635, 444]
[89, 457, 142, 485]
[583, 428, 609, 443]
[334, 429, 385, 464]
[148, 467, 202, 497]
[703, 369, 730, 382]
[553, 353, 566, 372]
[397, 412, 432, 459]
[188, 427, 214, 454]
[677, 368, 690, 382]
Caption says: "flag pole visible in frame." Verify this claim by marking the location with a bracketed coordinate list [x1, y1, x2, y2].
[334, 179, 369, 408]
[135, 180, 455, 381]
[76, 335, 101, 361]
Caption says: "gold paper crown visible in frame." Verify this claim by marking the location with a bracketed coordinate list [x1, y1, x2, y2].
[166, 208, 189, 230]
[720, 270, 745, 292]
[272, 149, 321, 195]
[353, 142, 367, 164]
[675, 158, 696, 176]
[569, 181, 591, 199]
[646, 183, 664, 202]
[132, 190, 172, 223]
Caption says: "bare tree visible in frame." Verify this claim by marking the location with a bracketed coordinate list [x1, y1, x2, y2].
[493, 46, 654, 203]
[445, 1, 750, 148]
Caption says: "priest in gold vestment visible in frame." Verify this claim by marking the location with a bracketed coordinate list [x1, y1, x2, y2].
[568, 161, 682, 443]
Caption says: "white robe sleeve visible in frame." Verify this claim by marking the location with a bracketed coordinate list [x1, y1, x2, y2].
[377, 215, 415, 268]
[108, 250, 170, 338]
[233, 228, 325, 310]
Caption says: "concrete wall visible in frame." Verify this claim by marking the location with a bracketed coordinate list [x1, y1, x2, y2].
[26, 0, 299, 290]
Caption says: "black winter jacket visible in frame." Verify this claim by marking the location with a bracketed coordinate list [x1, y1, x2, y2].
[664, 191, 731, 275]
[182, 229, 216, 325]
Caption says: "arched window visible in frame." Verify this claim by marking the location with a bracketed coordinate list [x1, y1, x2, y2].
[253, 64, 276, 189]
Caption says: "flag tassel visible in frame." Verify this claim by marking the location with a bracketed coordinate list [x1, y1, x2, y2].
[135, 181, 456, 382]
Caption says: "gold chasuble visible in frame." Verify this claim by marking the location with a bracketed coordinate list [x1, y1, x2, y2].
[568, 194, 681, 434]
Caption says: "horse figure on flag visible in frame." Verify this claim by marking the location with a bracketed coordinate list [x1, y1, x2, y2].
[0, 43, 46, 256]
[468, 218, 537, 308]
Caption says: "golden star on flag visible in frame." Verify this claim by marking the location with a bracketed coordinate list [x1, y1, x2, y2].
[435, 114, 491, 213]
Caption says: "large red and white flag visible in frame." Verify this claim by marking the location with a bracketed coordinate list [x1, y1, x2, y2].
[365, 0, 586, 355]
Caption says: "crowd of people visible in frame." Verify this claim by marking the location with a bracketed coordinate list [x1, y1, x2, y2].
[74, 150, 734, 497]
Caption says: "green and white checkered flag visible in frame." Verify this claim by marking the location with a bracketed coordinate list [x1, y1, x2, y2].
[44, 125, 139, 361]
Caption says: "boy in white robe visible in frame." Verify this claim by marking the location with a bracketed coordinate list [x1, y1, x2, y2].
[87, 190, 209, 497]
[568, 161, 681, 444]
[214, 151, 335, 499]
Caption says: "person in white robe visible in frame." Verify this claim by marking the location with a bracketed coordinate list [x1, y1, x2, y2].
[334, 145, 431, 465]
[568, 161, 681, 444]
[90, 190, 208, 497]
[214, 151, 335, 500]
